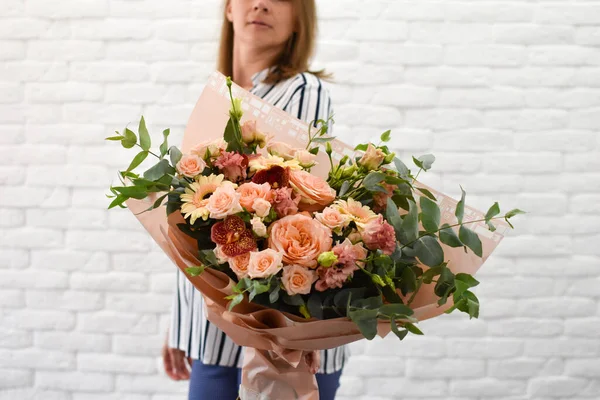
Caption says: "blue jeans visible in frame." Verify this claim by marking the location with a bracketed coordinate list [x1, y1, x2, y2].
[188, 359, 342, 400]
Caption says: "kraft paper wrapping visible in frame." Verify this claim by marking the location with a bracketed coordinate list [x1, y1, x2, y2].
[124, 72, 510, 399]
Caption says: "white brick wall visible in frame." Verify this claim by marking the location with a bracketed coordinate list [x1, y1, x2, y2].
[0, 0, 598, 399]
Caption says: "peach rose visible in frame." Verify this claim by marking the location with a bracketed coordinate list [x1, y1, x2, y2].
[206, 183, 243, 219]
[267, 141, 295, 160]
[229, 252, 251, 279]
[250, 216, 267, 238]
[289, 170, 336, 211]
[241, 120, 267, 148]
[247, 249, 284, 279]
[281, 264, 317, 296]
[294, 149, 317, 168]
[359, 143, 386, 171]
[315, 206, 351, 235]
[236, 182, 272, 212]
[252, 198, 271, 218]
[213, 245, 229, 264]
[268, 214, 332, 269]
[191, 139, 227, 160]
[176, 154, 206, 178]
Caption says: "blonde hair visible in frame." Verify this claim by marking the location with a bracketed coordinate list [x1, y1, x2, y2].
[217, 0, 331, 84]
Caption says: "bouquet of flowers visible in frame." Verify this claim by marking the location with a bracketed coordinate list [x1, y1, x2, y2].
[107, 73, 523, 399]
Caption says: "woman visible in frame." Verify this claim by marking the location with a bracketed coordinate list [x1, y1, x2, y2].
[162, 1, 348, 399]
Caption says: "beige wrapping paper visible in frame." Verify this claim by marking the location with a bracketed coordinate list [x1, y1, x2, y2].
[123, 72, 510, 399]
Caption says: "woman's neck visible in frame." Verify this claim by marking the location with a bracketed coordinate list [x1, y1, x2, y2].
[232, 41, 283, 90]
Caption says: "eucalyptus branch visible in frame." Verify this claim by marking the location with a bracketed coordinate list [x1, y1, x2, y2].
[135, 143, 161, 159]
[399, 215, 510, 250]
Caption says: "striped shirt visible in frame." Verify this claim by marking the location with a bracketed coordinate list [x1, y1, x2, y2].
[168, 67, 349, 374]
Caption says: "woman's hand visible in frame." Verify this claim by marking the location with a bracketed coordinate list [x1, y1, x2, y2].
[162, 332, 192, 380]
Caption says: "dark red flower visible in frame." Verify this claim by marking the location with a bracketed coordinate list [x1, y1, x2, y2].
[210, 215, 257, 257]
[251, 165, 290, 189]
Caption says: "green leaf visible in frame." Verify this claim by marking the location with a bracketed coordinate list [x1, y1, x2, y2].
[269, 284, 281, 304]
[386, 197, 404, 241]
[105, 135, 123, 141]
[249, 280, 270, 301]
[126, 151, 149, 173]
[312, 136, 336, 143]
[169, 146, 182, 167]
[363, 172, 387, 191]
[505, 208, 526, 219]
[416, 154, 435, 171]
[459, 225, 483, 257]
[380, 130, 391, 142]
[416, 187, 437, 201]
[348, 308, 378, 340]
[455, 273, 480, 288]
[228, 293, 244, 311]
[390, 317, 409, 340]
[434, 266, 455, 304]
[224, 118, 243, 152]
[352, 296, 383, 310]
[283, 294, 304, 307]
[159, 129, 170, 158]
[485, 202, 500, 222]
[354, 143, 369, 152]
[308, 146, 319, 155]
[108, 195, 127, 209]
[398, 266, 417, 296]
[420, 196, 441, 233]
[455, 186, 466, 224]
[185, 266, 206, 277]
[404, 322, 424, 335]
[465, 291, 480, 319]
[144, 159, 174, 181]
[138, 116, 151, 151]
[401, 200, 419, 243]
[414, 236, 444, 267]
[379, 304, 414, 317]
[439, 224, 464, 248]
[307, 293, 324, 320]
[152, 193, 168, 209]
[393, 157, 410, 180]
[113, 186, 148, 199]
[122, 128, 137, 149]
[422, 265, 444, 284]
[339, 181, 351, 197]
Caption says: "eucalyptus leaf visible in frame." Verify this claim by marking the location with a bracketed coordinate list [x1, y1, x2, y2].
[404, 322, 424, 335]
[307, 293, 324, 320]
[393, 157, 410, 180]
[169, 146, 183, 167]
[416, 154, 435, 171]
[228, 293, 244, 311]
[122, 128, 137, 149]
[339, 181, 351, 197]
[455, 186, 466, 224]
[363, 172, 387, 191]
[401, 200, 419, 243]
[416, 187, 437, 201]
[439, 224, 463, 248]
[390, 318, 409, 340]
[413, 236, 444, 267]
[420, 196, 441, 233]
[269, 284, 281, 303]
[348, 308, 378, 340]
[379, 304, 414, 317]
[126, 151, 149, 173]
[380, 130, 391, 142]
[185, 266, 206, 277]
[459, 225, 483, 257]
[485, 202, 500, 222]
[505, 208, 526, 219]
[138, 116, 151, 151]
[159, 129, 170, 158]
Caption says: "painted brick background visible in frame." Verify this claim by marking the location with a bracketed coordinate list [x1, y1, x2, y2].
[1, 0, 599, 399]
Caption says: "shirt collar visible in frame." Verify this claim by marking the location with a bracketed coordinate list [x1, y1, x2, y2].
[250, 66, 277, 88]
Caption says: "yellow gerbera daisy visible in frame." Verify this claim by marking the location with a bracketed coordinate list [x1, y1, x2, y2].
[180, 174, 226, 224]
[333, 197, 377, 228]
[249, 154, 301, 173]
